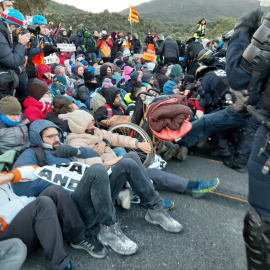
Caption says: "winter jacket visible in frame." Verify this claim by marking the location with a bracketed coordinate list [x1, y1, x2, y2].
[23, 97, 53, 123]
[11, 120, 101, 197]
[59, 52, 73, 66]
[159, 37, 179, 60]
[0, 20, 25, 72]
[84, 35, 97, 54]
[69, 29, 84, 49]
[67, 110, 137, 168]
[45, 111, 70, 132]
[0, 114, 30, 154]
[132, 38, 142, 54]
[0, 183, 35, 233]
[56, 28, 72, 44]
[97, 38, 113, 58]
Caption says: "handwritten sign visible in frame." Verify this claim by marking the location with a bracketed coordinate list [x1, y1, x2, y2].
[44, 53, 59, 65]
[57, 43, 76, 52]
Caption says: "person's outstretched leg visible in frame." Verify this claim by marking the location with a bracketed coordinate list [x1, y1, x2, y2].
[0, 197, 70, 270]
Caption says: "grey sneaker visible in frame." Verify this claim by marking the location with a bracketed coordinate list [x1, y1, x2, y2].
[70, 238, 107, 259]
[145, 208, 183, 233]
[97, 222, 138, 255]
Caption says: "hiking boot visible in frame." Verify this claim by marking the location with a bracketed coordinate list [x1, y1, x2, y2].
[97, 222, 138, 255]
[176, 146, 188, 161]
[162, 144, 179, 161]
[70, 237, 107, 259]
[145, 208, 182, 233]
[211, 139, 231, 157]
[223, 156, 247, 173]
[192, 178, 220, 198]
[117, 189, 131, 210]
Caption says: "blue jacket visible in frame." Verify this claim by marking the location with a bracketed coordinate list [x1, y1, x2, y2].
[12, 120, 100, 197]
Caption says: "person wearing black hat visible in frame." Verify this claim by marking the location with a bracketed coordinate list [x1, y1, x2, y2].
[94, 87, 126, 122]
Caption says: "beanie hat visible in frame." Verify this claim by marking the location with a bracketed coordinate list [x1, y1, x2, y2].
[68, 110, 94, 134]
[136, 63, 142, 70]
[0, 96, 21, 115]
[113, 67, 121, 73]
[90, 61, 97, 67]
[116, 60, 125, 70]
[27, 82, 49, 101]
[71, 65, 76, 73]
[53, 75, 67, 86]
[102, 82, 113, 88]
[146, 62, 155, 72]
[126, 61, 136, 68]
[84, 71, 95, 82]
[173, 76, 183, 83]
[131, 72, 140, 81]
[54, 65, 65, 75]
[142, 74, 153, 84]
[111, 32, 117, 40]
[170, 64, 183, 78]
[81, 60, 88, 66]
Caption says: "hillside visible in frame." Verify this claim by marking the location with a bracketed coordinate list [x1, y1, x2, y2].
[120, 0, 270, 23]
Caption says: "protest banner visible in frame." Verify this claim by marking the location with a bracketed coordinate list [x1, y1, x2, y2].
[57, 43, 76, 52]
[44, 53, 59, 65]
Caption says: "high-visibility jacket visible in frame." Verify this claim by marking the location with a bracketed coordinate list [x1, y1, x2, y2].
[32, 43, 45, 66]
[100, 40, 111, 57]
[193, 24, 206, 39]
[143, 43, 156, 62]
[124, 42, 131, 50]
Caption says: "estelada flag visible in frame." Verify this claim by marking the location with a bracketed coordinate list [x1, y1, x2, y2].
[128, 5, 139, 23]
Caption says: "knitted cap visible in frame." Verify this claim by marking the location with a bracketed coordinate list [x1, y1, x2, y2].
[84, 71, 95, 82]
[0, 96, 21, 115]
[54, 65, 65, 75]
[27, 82, 49, 101]
[53, 76, 67, 86]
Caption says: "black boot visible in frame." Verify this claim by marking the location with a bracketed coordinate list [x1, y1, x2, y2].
[211, 139, 231, 157]
[223, 154, 248, 173]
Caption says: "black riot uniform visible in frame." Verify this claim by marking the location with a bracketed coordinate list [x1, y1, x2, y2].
[226, 9, 270, 270]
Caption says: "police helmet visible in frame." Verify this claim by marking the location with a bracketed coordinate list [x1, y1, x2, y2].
[222, 29, 234, 41]
[185, 36, 195, 44]
[197, 48, 214, 65]
[32, 15, 47, 25]
[195, 65, 216, 80]
[1, 8, 24, 27]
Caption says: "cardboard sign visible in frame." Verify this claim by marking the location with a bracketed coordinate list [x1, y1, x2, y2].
[34, 162, 90, 192]
[44, 53, 59, 65]
[57, 43, 76, 52]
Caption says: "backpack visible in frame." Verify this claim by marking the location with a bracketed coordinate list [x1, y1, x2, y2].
[104, 104, 124, 118]
[31, 146, 48, 167]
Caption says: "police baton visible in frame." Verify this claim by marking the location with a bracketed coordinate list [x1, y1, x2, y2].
[247, 105, 270, 130]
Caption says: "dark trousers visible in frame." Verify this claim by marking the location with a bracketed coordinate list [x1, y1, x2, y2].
[72, 160, 164, 229]
[0, 186, 85, 270]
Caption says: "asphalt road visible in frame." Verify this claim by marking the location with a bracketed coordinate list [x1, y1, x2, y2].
[22, 153, 249, 270]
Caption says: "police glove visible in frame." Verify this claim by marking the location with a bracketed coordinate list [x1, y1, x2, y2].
[55, 145, 79, 158]
[233, 9, 263, 40]
[230, 88, 249, 112]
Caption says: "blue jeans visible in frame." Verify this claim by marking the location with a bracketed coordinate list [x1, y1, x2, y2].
[72, 161, 163, 229]
[113, 147, 127, 157]
[178, 106, 248, 148]
[88, 52, 97, 62]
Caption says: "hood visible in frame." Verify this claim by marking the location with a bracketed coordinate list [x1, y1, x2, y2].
[124, 66, 133, 82]
[111, 32, 117, 40]
[68, 110, 94, 134]
[23, 96, 52, 111]
[100, 64, 110, 77]
[163, 81, 178, 95]
[112, 75, 125, 87]
[170, 64, 183, 78]
[29, 120, 63, 147]
[59, 28, 67, 37]
[104, 86, 120, 107]
[37, 64, 52, 86]
[166, 35, 172, 40]
[77, 28, 83, 34]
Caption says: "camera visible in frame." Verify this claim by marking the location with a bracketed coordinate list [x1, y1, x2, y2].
[145, 30, 154, 44]
[20, 28, 34, 42]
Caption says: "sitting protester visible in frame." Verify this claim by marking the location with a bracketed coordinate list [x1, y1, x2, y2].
[23, 82, 53, 123]
[96, 64, 113, 87]
[124, 65, 133, 82]
[0, 97, 30, 154]
[37, 64, 52, 86]
[156, 68, 171, 91]
[94, 87, 126, 122]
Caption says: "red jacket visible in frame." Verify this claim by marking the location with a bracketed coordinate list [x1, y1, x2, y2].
[23, 97, 53, 123]
[59, 52, 73, 66]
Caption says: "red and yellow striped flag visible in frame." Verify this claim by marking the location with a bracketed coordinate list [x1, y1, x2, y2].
[128, 5, 139, 23]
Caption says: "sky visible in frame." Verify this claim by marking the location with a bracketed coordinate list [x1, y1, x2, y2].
[54, 0, 152, 13]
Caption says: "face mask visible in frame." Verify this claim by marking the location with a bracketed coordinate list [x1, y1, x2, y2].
[85, 82, 98, 90]
[84, 32, 90, 38]
[40, 97, 52, 104]
[0, 114, 20, 127]
[78, 32, 82, 37]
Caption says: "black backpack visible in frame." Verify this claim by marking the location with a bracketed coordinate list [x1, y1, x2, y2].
[31, 147, 48, 167]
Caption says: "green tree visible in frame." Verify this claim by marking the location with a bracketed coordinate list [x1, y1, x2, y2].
[14, 0, 51, 16]
[208, 17, 237, 40]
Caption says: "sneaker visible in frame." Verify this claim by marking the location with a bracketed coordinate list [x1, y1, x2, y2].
[163, 199, 175, 210]
[117, 189, 131, 209]
[176, 146, 188, 161]
[70, 237, 107, 259]
[97, 222, 138, 255]
[163, 144, 179, 161]
[145, 208, 182, 233]
[192, 178, 220, 198]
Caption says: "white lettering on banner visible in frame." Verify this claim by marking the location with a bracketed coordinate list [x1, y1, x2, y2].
[34, 162, 90, 192]
[214, 70, 226, 77]
[57, 43, 76, 52]
[44, 54, 59, 65]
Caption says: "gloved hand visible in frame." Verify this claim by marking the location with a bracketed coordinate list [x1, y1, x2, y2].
[230, 88, 249, 112]
[55, 145, 79, 158]
[234, 9, 263, 39]
[43, 44, 58, 56]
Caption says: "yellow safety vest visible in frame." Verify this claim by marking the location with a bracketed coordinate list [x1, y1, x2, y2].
[193, 24, 205, 39]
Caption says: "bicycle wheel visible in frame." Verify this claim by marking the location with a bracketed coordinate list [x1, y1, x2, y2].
[108, 122, 154, 167]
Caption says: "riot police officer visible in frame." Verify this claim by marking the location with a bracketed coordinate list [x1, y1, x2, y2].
[226, 9, 270, 269]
